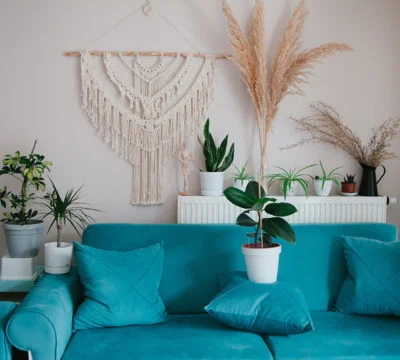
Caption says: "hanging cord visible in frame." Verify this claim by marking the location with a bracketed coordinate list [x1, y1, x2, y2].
[82, 0, 201, 54]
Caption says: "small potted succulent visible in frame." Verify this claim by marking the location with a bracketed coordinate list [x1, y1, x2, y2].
[199, 119, 235, 196]
[41, 180, 98, 274]
[341, 174, 357, 194]
[231, 161, 254, 192]
[266, 165, 316, 199]
[224, 181, 297, 283]
[314, 161, 342, 196]
[0, 141, 52, 258]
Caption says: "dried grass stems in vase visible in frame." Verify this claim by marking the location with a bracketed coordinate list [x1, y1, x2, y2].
[222, 0, 352, 187]
[286, 102, 400, 168]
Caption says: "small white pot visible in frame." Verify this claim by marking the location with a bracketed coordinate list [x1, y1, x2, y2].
[283, 181, 297, 196]
[314, 179, 333, 196]
[44, 242, 73, 274]
[233, 179, 250, 192]
[200, 172, 224, 196]
[242, 244, 282, 283]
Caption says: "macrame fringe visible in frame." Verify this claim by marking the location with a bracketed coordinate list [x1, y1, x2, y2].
[80, 51, 215, 205]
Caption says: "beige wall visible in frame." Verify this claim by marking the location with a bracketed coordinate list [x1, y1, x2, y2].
[1, 0, 399, 259]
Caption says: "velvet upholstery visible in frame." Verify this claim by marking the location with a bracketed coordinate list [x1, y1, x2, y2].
[264, 311, 400, 360]
[73, 242, 168, 330]
[82, 223, 397, 313]
[335, 236, 400, 316]
[205, 276, 313, 335]
[6, 269, 82, 360]
[63, 314, 273, 360]
[0, 302, 16, 360]
[5, 223, 399, 360]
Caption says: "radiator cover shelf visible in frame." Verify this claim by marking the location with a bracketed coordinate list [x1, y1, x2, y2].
[177, 196, 387, 224]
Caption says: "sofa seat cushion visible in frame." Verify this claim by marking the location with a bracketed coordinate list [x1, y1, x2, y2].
[264, 311, 400, 360]
[62, 314, 273, 360]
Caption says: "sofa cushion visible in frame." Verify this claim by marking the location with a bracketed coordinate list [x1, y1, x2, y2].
[62, 314, 273, 360]
[264, 311, 400, 360]
[73, 242, 168, 331]
[336, 236, 400, 316]
[205, 275, 313, 335]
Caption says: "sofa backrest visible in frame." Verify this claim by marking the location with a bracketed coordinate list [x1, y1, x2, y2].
[82, 223, 397, 313]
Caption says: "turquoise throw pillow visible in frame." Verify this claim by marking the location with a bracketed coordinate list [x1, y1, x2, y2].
[336, 236, 400, 316]
[204, 275, 314, 335]
[73, 241, 168, 331]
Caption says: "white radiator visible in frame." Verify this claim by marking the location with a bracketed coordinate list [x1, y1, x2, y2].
[177, 196, 388, 224]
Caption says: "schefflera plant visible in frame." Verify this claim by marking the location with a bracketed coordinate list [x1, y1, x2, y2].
[224, 181, 297, 248]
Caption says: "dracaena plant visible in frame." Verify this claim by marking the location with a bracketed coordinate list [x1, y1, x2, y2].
[199, 119, 235, 172]
[224, 181, 297, 248]
[314, 160, 342, 189]
[0, 141, 52, 224]
[41, 180, 98, 248]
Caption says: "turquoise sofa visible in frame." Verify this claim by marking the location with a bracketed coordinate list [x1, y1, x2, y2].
[0, 301, 16, 360]
[6, 223, 400, 359]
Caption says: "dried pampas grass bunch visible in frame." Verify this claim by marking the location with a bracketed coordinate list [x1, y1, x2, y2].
[287, 102, 400, 167]
[222, 0, 352, 181]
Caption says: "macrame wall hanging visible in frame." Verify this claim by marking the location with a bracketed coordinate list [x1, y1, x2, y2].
[65, 0, 231, 205]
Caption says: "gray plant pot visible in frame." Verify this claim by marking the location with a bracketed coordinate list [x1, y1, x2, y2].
[2, 222, 44, 258]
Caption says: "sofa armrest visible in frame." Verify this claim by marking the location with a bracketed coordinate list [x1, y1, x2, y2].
[6, 268, 82, 360]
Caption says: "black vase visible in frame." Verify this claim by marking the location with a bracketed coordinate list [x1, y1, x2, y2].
[358, 164, 386, 196]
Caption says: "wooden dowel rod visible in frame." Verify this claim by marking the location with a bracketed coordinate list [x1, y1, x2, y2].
[63, 50, 232, 59]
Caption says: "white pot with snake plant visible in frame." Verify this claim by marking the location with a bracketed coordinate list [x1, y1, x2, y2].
[224, 181, 297, 283]
[265, 164, 316, 199]
[41, 181, 98, 274]
[199, 119, 235, 196]
[313, 161, 342, 196]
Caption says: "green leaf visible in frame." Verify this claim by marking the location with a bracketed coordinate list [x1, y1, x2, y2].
[245, 181, 265, 199]
[219, 143, 235, 172]
[236, 212, 257, 227]
[262, 217, 296, 243]
[216, 135, 228, 168]
[265, 202, 297, 217]
[224, 187, 257, 209]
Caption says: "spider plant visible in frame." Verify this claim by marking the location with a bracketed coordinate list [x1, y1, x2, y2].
[314, 161, 342, 189]
[266, 164, 316, 199]
[231, 161, 254, 185]
[41, 180, 98, 247]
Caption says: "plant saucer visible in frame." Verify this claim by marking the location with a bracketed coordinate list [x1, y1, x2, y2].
[339, 191, 358, 196]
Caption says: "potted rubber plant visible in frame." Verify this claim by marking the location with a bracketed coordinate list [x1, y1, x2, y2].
[266, 165, 316, 199]
[199, 119, 235, 196]
[41, 180, 98, 274]
[231, 161, 254, 191]
[0, 141, 52, 258]
[314, 161, 342, 196]
[341, 174, 357, 194]
[224, 181, 297, 283]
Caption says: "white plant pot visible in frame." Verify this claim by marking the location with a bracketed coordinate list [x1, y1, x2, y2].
[242, 244, 282, 283]
[233, 179, 250, 192]
[282, 181, 297, 196]
[314, 179, 333, 196]
[44, 242, 73, 274]
[200, 172, 224, 196]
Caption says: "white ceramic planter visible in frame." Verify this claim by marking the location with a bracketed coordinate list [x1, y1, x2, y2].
[242, 244, 282, 283]
[44, 242, 73, 274]
[282, 181, 297, 196]
[314, 179, 333, 196]
[200, 172, 224, 196]
[233, 179, 250, 192]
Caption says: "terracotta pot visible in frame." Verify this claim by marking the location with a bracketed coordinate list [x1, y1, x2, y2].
[341, 183, 356, 193]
